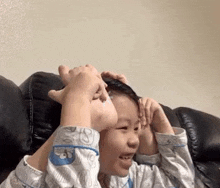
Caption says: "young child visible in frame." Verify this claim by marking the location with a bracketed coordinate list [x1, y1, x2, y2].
[1, 65, 195, 188]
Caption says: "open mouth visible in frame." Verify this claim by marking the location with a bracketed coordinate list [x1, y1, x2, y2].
[119, 156, 132, 160]
[118, 154, 134, 169]
[119, 153, 134, 160]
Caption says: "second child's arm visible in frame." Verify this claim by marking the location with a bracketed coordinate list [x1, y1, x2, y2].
[27, 65, 107, 172]
[26, 94, 91, 172]
[1, 65, 107, 188]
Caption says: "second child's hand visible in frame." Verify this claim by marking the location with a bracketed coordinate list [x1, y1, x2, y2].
[48, 65, 111, 132]
[101, 71, 128, 84]
[27, 64, 109, 172]
[137, 97, 174, 155]
[48, 65, 108, 104]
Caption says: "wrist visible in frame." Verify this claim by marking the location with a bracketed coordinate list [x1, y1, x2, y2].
[151, 113, 174, 134]
[138, 144, 158, 155]
[60, 94, 91, 127]
[63, 87, 92, 103]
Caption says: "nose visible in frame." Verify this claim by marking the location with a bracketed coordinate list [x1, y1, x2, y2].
[127, 133, 139, 149]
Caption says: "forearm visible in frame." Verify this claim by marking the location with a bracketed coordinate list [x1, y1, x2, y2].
[138, 126, 158, 155]
[138, 114, 174, 156]
[131, 128, 194, 188]
[27, 133, 56, 172]
[156, 127, 195, 187]
[46, 126, 101, 187]
[152, 111, 174, 134]
[27, 94, 91, 172]
[60, 93, 91, 128]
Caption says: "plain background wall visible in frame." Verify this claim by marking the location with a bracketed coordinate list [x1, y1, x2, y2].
[0, 0, 219, 117]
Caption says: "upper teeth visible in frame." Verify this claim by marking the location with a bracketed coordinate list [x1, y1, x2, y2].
[121, 156, 130, 159]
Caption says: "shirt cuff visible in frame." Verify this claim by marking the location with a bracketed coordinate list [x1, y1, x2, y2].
[155, 127, 187, 146]
[135, 153, 161, 166]
[15, 155, 46, 188]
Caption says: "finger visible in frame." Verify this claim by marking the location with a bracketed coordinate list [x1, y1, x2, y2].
[68, 68, 77, 77]
[139, 98, 146, 126]
[58, 65, 70, 86]
[101, 71, 118, 79]
[101, 71, 128, 84]
[150, 103, 154, 125]
[85, 64, 93, 68]
[101, 88, 109, 101]
[138, 98, 143, 117]
[144, 98, 151, 126]
[48, 89, 63, 104]
[117, 74, 128, 84]
[101, 71, 108, 77]
[92, 82, 103, 100]
[93, 81, 108, 102]
[103, 80, 108, 88]
[89, 67, 106, 87]
[99, 82, 108, 102]
[141, 99, 146, 125]
[85, 64, 102, 78]
[97, 72, 102, 80]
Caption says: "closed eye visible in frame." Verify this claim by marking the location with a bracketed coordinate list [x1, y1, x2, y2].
[120, 126, 128, 130]
[117, 126, 128, 130]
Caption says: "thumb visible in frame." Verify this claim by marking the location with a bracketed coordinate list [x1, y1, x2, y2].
[93, 82, 108, 102]
[48, 89, 63, 104]
[99, 83, 108, 102]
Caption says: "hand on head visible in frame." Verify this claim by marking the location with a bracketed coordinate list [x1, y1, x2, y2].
[48, 64, 108, 104]
[138, 97, 174, 134]
[137, 97, 174, 155]
[101, 71, 128, 84]
[48, 64, 118, 132]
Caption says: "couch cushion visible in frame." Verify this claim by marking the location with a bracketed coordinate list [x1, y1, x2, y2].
[160, 104, 181, 128]
[174, 107, 220, 161]
[19, 72, 64, 154]
[195, 161, 220, 188]
[0, 76, 31, 166]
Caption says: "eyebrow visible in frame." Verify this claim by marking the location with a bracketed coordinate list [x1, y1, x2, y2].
[118, 117, 140, 125]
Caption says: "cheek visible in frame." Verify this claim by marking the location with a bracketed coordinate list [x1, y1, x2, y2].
[99, 130, 130, 176]
[99, 130, 124, 160]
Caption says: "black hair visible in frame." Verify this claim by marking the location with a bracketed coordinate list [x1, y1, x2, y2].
[102, 77, 140, 107]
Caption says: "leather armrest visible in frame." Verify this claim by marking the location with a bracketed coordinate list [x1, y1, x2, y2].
[174, 107, 220, 161]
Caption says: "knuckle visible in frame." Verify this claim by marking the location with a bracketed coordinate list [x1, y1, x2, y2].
[145, 105, 150, 111]
[69, 69, 74, 74]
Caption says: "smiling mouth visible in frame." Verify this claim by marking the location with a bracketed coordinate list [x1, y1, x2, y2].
[119, 152, 135, 161]
[119, 156, 132, 160]
[118, 155, 133, 169]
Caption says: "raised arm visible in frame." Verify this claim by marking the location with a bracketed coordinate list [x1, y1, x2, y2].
[27, 65, 108, 172]
[137, 97, 174, 156]
[132, 97, 195, 188]
[1, 65, 108, 188]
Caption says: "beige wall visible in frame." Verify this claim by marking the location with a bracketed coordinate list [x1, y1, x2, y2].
[0, 0, 219, 117]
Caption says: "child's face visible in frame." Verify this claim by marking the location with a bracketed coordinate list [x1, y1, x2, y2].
[99, 94, 140, 177]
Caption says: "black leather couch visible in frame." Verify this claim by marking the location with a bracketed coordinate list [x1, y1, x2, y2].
[0, 71, 220, 187]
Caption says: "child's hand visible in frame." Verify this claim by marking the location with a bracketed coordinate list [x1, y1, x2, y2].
[101, 71, 128, 84]
[138, 122, 158, 155]
[139, 97, 174, 134]
[137, 97, 174, 155]
[48, 65, 108, 104]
